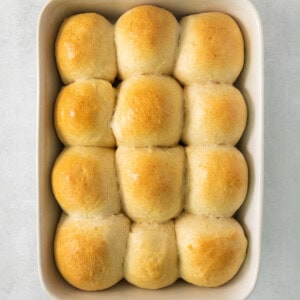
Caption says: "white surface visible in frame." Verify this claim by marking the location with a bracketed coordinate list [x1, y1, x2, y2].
[37, 1, 262, 299]
[0, 0, 299, 299]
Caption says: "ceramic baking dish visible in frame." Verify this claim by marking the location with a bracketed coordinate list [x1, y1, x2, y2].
[37, 0, 263, 299]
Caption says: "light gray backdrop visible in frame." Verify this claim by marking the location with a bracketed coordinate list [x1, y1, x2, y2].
[0, 0, 299, 299]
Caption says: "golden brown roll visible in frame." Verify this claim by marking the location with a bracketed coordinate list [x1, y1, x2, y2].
[124, 221, 178, 289]
[112, 75, 183, 147]
[51, 147, 120, 218]
[55, 13, 117, 84]
[174, 12, 244, 84]
[54, 213, 130, 291]
[175, 213, 247, 287]
[186, 145, 248, 217]
[182, 83, 247, 146]
[54, 79, 116, 147]
[115, 5, 179, 79]
[116, 146, 184, 223]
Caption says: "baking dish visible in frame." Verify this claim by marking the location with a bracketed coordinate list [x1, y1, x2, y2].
[37, 0, 263, 299]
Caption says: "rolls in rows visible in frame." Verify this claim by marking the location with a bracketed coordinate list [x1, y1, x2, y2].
[55, 213, 247, 291]
[55, 7, 244, 84]
[54, 76, 247, 147]
[52, 145, 248, 221]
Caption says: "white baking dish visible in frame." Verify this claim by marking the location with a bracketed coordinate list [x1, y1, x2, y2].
[37, 0, 263, 299]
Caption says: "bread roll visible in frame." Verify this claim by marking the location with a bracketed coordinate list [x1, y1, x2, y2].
[55, 13, 117, 84]
[54, 213, 130, 291]
[112, 75, 183, 146]
[182, 83, 247, 146]
[54, 79, 116, 147]
[175, 213, 247, 287]
[124, 222, 178, 289]
[115, 5, 179, 79]
[186, 146, 248, 217]
[51, 147, 120, 218]
[174, 12, 244, 84]
[116, 146, 184, 223]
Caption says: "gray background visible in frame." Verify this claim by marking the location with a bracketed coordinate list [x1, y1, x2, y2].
[0, 0, 299, 299]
